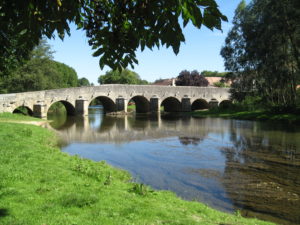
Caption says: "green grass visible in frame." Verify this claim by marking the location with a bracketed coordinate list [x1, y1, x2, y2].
[192, 109, 300, 123]
[0, 112, 43, 122]
[127, 104, 136, 111]
[0, 114, 275, 225]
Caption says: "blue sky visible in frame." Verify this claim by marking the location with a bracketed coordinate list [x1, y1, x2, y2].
[48, 0, 245, 84]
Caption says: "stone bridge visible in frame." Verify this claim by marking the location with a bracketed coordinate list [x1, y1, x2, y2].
[0, 84, 230, 118]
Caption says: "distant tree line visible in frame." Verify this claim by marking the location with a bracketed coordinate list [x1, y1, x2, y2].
[98, 69, 148, 85]
[78, 77, 91, 87]
[200, 70, 229, 77]
[0, 40, 91, 93]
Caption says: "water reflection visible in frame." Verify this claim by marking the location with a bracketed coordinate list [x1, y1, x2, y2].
[46, 107, 300, 225]
[221, 123, 300, 224]
[178, 137, 204, 146]
[47, 107, 224, 144]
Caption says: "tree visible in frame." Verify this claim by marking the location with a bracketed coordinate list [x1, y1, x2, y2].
[78, 77, 91, 87]
[176, 70, 209, 87]
[1, 0, 227, 75]
[0, 40, 78, 93]
[220, 1, 251, 102]
[201, 70, 228, 77]
[0, 0, 81, 77]
[221, 0, 300, 108]
[3, 61, 78, 93]
[0, 26, 33, 78]
[98, 69, 147, 85]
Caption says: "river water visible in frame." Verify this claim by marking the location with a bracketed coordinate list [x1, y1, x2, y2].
[47, 106, 300, 225]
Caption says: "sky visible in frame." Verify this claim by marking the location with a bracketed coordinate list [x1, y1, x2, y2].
[48, 0, 246, 84]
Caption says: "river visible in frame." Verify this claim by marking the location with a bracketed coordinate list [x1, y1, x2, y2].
[47, 106, 300, 225]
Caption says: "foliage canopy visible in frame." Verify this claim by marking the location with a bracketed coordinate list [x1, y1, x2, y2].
[0, 40, 78, 93]
[0, 0, 227, 75]
[201, 70, 228, 77]
[98, 69, 148, 85]
[78, 77, 91, 87]
[221, 0, 300, 108]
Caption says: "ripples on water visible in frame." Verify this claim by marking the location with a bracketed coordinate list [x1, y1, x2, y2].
[47, 106, 300, 225]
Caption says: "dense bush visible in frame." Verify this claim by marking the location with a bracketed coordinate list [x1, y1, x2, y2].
[176, 70, 208, 87]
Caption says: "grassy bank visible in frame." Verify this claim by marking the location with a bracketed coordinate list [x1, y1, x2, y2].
[0, 115, 274, 224]
[0, 112, 43, 122]
[192, 109, 300, 123]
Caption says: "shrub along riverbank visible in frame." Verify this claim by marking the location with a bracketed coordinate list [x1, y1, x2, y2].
[0, 114, 274, 225]
[192, 108, 300, 123]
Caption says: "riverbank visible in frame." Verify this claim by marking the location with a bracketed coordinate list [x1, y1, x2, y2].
[0, 112, 48, 126]
[0, 114, 274, 224]
[192, 109, 300, 123]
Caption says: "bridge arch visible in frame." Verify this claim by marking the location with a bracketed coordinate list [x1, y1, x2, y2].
[48, 100, 76, 116]
[89, 96, 116, 113]
[13, 105, 33, 116]
[209, 98, 219, 108]
[128, 96, 150, 113]
[219, 100, 232, 109]
[191, 99, 209, 111]
[161, 97, 181, 112]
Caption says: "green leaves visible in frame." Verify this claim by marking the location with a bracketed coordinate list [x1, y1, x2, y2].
[181, 1, 203, 28]
[0, 39, 79, 93]
[203, 8, 218, 30]
[199, 0, 218, 7]
[78, 77, 90, 87]
[221, 0, 300, 107]
[1, 0, 227, 74]
[98, 69, 147, 85]
[92, 48, 105, 57]
[0, 0, 82, 77]
[83, 0, 227, 70]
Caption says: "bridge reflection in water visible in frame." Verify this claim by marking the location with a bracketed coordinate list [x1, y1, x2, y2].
[46, 106, 300, 225]
[46, 106, 231, 144]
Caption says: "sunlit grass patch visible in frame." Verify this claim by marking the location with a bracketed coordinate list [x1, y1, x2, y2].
[0, 112, 42, 121]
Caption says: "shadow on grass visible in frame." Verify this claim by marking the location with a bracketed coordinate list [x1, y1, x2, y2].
[0, 208, 9, 217]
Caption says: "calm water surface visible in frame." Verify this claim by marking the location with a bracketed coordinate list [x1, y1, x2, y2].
[47, 106, 300, 225]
